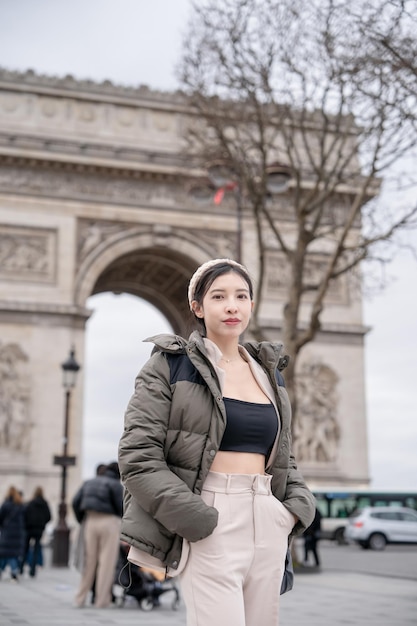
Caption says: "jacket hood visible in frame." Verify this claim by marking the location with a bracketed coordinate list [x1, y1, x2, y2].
[145, 331, 203, 354]
[244, 341, 289, 372]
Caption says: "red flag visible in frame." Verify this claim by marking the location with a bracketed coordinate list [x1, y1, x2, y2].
[214, 188, 225, 205]
[214, 181, 237, 205]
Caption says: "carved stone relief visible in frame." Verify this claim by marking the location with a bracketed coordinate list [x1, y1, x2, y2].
[0, 342, 31, 453]
[0, 225, 56, 283]
[264, 250, 348, 305]
[77, 219, 236, 268]
[192, 231, 236, 260]
[77, 220, 129, 263]
[0, 92, 26, 118]
[0, 79, 183, 142]
[293, 359, 341, 463]
[0, 164, 189, 208]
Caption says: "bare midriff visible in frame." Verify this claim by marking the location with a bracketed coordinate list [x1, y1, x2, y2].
[210, 450, 266, 475]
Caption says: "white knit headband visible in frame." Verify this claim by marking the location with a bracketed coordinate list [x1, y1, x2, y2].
[188, 258, 248, 310]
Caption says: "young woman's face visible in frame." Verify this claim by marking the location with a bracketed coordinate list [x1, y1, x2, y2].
[193, 271, 253, 342]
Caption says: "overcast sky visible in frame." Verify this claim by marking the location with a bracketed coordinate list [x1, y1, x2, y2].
[1, 0, 416, 491]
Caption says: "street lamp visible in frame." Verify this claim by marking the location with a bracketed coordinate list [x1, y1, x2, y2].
[265, 164, 293, 194]
[52, 348, 80, 567]
[193, 161, 292, 264]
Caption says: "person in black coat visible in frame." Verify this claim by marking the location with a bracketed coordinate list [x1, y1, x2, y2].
[21, 486, 51, 577]
[0, 486, 26, 581]
[303, 507, 322, 567]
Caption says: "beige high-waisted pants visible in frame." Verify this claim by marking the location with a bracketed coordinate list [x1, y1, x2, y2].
[180, 471, 294, 626]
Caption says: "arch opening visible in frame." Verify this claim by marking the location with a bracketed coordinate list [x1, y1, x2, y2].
[90, 247, 195, 335]
[82, 292, 172, 478]
[81, 245, 205, 477]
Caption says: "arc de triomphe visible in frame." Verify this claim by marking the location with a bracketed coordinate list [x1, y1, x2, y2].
[0, 69, 370, 517]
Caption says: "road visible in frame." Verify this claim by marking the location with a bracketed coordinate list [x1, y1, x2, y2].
[315, 540, 417, 581]
[0, 541, 415, 625]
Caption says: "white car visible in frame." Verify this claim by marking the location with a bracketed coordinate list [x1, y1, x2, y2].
[345, 506, 417, 550]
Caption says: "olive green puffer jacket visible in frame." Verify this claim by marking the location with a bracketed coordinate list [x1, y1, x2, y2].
[118, 331, 315, 572]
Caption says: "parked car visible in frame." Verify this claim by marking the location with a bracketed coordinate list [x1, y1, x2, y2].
[345, 506, 417, 550]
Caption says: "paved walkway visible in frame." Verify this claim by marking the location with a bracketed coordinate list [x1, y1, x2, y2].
[0, 563, 415, 625]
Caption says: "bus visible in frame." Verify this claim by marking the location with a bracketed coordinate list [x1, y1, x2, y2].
[312, 489, 417, 544]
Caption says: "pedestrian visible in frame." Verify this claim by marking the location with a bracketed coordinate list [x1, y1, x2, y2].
[91, 464, 111, 605]
[72, 462, 123, 608]
[21, 486, 51, 577]
[303, 507, 322, 567]
[0, 486, 26, 581]
[72, 463, 108, 575]
[118, 258, 316, 626]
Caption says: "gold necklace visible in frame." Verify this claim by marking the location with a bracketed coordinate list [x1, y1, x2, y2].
[221, 356, 241, 364]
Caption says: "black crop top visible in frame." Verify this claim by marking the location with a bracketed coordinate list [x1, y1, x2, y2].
[219, 397, 279, 456]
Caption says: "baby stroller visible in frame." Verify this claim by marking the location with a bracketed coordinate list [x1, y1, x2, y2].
[114, 544, 181, 611]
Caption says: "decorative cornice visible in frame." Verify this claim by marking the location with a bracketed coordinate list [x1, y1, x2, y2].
[0, 132, 197, 172]
[0, 160, 215, 210]
[0, 151, 196, 181]
[0, 67, 187, 110]
[261, 317, 370, 337]
[0, 300, 91, 319]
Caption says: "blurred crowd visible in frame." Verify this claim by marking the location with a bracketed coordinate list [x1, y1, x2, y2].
[0, 484, 51, 580]
[0, 459, 123, 612]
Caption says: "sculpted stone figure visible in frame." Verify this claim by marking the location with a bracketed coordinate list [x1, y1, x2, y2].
[294, 360, 340, 463]
[0, 342, 31, 452]
[0, 234, 48, 273]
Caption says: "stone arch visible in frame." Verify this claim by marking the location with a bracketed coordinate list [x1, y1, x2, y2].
[75, 226, 214, 335]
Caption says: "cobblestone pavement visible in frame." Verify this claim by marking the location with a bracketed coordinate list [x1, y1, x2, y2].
[0, 558, 415, 625]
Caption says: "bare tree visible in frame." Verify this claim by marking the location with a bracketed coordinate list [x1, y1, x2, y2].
[178, 0, 417, 429]
[358, 0, 417, 83]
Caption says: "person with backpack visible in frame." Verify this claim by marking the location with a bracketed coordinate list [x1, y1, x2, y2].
[72, 462, 123, 608]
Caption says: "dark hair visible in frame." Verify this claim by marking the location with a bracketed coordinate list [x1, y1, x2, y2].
[106, 461, 120, 479]
[33, 486, 44, 498]
[96, 463, 107, 476]
[191, 262, 253, 335]
[6, 485, 23, 505]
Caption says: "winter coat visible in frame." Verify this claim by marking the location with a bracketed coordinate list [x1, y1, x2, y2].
[0, 498, 26, 559]
[118, 331, 316, 573]
[24, 496, 51, 537]
[72, 467, 123, 524]
[304, 508, 322, 538]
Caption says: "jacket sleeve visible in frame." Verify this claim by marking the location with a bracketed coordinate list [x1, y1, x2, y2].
[72, 486, 84, 524]
[109, 482, 124, 518]
[118, 352, 218, 543]
[272, 383, 316, 535]
[44, 502, 51, 525]
[284, 451, 316, 536]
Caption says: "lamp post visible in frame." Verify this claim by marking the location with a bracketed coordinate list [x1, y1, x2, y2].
[206, 162, 292, 264]
[52, 348, 80, 567]
[207, 164, 243, 262]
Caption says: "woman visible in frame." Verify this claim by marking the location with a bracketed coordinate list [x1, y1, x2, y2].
[119, 258, 315, 626]
[21, 486, 51, 577]
[0, 486, 26, 581]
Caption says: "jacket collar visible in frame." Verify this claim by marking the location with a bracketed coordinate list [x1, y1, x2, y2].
[145, 332, 288, 373]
